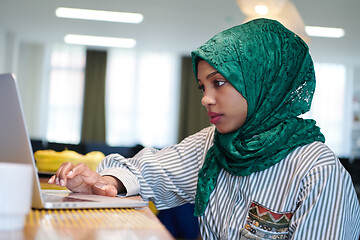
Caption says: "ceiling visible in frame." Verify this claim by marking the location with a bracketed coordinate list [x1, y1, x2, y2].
[1, 0, 360, 63]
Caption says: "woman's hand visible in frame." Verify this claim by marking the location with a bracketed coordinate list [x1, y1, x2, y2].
[48, 162, 125, 197]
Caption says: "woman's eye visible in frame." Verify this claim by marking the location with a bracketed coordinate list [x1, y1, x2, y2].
[198, 85, 205, 92]
[214, 80, 226, 87]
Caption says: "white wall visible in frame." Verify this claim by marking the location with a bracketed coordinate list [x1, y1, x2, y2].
[0, 28, 50, 140]
[0, 27, 5, 74]
[1, 31, 19, 75]
[15, 42, 50, 140]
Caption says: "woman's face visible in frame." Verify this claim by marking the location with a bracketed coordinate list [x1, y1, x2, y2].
[197, 60, 248, 134]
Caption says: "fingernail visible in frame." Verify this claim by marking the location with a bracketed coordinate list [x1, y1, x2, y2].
[56, 177, 60, 185]
[60, 179, 65, 187]
[94, 182, 107, 190]
[67, 170, 73, 177]
[48, 176, 53, 183]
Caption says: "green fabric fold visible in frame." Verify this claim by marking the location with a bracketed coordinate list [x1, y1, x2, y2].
[191, 18, 325, 217]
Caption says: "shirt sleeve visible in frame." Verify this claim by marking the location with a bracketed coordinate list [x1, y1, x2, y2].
[96, 126, 215, 210]
[290, 150, 360, 240]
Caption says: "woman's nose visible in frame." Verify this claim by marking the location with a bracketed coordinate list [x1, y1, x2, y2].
[201, 91, 216, 107]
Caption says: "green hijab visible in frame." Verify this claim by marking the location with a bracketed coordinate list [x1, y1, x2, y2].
[191, 18, 325, 216]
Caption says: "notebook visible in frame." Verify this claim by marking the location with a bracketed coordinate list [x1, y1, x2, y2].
[0, 73, 148, 209]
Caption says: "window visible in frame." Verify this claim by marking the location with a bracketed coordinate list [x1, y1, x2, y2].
[46, 44, 86, 144]
[303, 63, 349, 157]
[106, 49, 179, 147]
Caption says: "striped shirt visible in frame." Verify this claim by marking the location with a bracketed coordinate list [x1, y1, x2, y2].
[97, 126, 360, 239]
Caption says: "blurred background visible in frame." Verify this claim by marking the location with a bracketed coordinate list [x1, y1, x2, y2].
[0, 0, 359, 153]
[1, 0, 359, 238]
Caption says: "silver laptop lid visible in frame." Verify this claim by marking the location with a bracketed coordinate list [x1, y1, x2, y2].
[0, 73, 44, 208]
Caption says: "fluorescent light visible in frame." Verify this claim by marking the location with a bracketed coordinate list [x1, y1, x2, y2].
[254, 5, 269, 15]
[305, 26, 345, 38]
[56, 7, 143, 24]
[64, 34, 136, 48]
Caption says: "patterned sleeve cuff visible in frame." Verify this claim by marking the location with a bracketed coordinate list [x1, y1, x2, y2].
[99, 168, 140, 197]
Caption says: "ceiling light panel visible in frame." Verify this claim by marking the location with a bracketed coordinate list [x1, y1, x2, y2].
[56, 7, 143, 24]
[305, 26, 345, 38]
[64, 34, 137, 48]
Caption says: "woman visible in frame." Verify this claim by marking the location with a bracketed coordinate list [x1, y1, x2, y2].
[49, 18, 360, 239]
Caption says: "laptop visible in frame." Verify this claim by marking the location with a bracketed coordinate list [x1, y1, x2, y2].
[0, 73, 148, 209]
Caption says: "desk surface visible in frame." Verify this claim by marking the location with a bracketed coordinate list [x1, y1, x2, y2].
[0, 178, 174, 240]
[22, 207, 173, 240]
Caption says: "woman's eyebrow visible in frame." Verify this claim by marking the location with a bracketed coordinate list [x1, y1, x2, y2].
[206, 71, 219, 79]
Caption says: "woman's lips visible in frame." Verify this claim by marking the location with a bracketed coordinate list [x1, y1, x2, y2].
[208, 112, 223, 124]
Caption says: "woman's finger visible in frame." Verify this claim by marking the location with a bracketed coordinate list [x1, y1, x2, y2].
[56, 162, 76, 186]
[48, 174, 56, 184]
[92, 181, 117, 197]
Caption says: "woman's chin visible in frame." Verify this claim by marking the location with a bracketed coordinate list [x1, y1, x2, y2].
[216, 125, 240, 135]
[216, 126, 231, 134]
